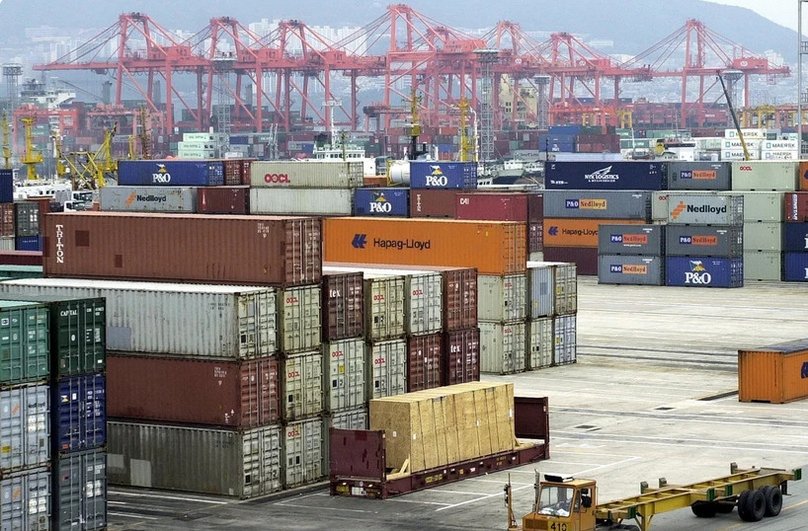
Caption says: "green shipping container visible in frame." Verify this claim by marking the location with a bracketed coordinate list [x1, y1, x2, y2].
[0, 266, 44, 280]
[0, 301, 49, 386]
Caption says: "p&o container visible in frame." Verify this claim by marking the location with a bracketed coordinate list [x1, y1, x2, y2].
[0, 301, 49, 387]
[117, 160, 224, 186]
[281, 350, 323, 422]
[730, 161, 798, 191]
[667, 161, 731, 190]
[325, 338, 366, 413]
[409, 161, 477, 189]
[321, 272, 364, 341]
[99, 186, 198, 212]
[597, 256, 664, 286]
[368, 339, 407, 400]
[665, 257, 743, 288]
[665, 225, 743, 258]
[0, 468, 50, 529]
[479, 322, 526, 375]
[666, 194, 744, 225]
[783, 223, 808, 252]
[53, 373, 106, 455]
[544, 218, 646, 248]
[783, 253, 808, 281]
[545, 161, 666, 190]
[442, 328, 480, 385]
[406, 333, 442, 392]
[597, 224, 664, 256]
[52, 449, 107, 530]
[250, 160, 363, 188]
[196, 186, 250, 214]
[0, 384, 50, 474]
[542, 190, 651, 220]
[354, 188, 409, 217]
[739, 339, 808, 403]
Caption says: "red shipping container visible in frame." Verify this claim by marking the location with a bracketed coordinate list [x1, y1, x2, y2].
[222, 160, 243, 186]
[43, 212, 322, 286]
[785, 192, 808, 222]
[107, 354, 281, 428]
[528, 222, 543, 253]
[0, 203, 14, 237]
[543, 246, 598, 275]
[196, 186, 250, 214]
[241, 159, 254, 185]
[406, 333, 442, 392]
[442, 328, 480, 386]
[0, 250, 42, 265]
[322, 271, 364, 341]
[455, 192, 529, 222]
[528, 193, 543, 222]
[409, 190, 458, 218]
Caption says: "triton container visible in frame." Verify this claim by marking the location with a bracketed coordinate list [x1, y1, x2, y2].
[665, 225, 743, 258]
[354, 188, 409, 217]
[117, 160, 224, 186]
[665, 257, 743, 288]
[99, 186, 198, 212]
[666, 161, 731, 190]
[442, 328, 480, 385]
[542, 190, 651, 219]
[666, 194, 744, 225]
[249, 160, 363, 188]
[406, 333, 442, 392]
[597, 255, 664, 286]
[368, 339, 407, 400]
[739, 339, 808, 403]
[196, 186, 250, 214]
[409, 161, 477, 189]
[597, 224, 664, 256]
[545, 161, 666, 190]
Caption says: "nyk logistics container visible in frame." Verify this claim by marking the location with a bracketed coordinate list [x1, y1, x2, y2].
[479, 321, 526, 375]
[323, 218, 526, 275]
[543, 218, 646, 248]
[597, 255, 664, 285]
[666, 161, 731, 190]
[597, 224, 664, 256]
[325, 338, 366, 412]
[0, 468, 50, 529]
[665, 225, 743, 257]
[0, 384, 49, 473]
[783, 253, 808, 281]
[785, 192, 808, 221]
[545, 161, 666, 190]
[52, 449, 107, 530]
[409, 161, 477, 189]
[454, 192, 528, 221]
[739, 339, 808, 403]
[196, 186, 250, 214]
[250, 160, 363, 188]
[665, 257, 743, 288]
[0, 301, 49, 386]
[118, 159, 225, 186]
[730, 161, 799, 191]
[783, 223, 808, 252]
[99, 186, 198, 212]
[442, 328, 480, 385]
[250, 188, 353, 216]
[42, 212, 322, 286]
[666, 194, 743, 225]
[542, 190, 651, 219]
[354, 188, 409, 217]
[409, 190, 458, 218]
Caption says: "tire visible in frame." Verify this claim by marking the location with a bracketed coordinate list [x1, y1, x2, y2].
[761, 485, 783, 517]
[736, 490, 751, 521]
[715, 501, 735, 514]
[691, 501, 718, 518]
[740, 489, 766, 522]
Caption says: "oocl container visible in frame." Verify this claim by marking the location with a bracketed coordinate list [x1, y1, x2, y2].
[667, 161, 731, 190]
[544, 218, 647, 248]
[99, 186, 198, 212]
[597, 255, 664, 286]
[283, 417, 324, 488]
[196, 186, 250, 214]
[442, 328, 480, 385]
[553, 315, 577, 365]
[409, 161, 477, 189]
[321, 272, 364, 341]
[117, 159, 224, 186]
[43, 213, 322, 286]
[597, 224, 665, 256]
[368, 339, 407, 400]
[666, 194, 744, 225]
[0, 301, 49, 387]
[665, 225, 743, 257]
[477, 274, 527, 322]
[479, 322, 526, 375]
[361, 273, 406, 342]
[783, 253, 808, 282]
[542, 190, 651, 220]
[406, 333, 442, 392]
[250, 188, 354, 216]
[281, 350, 323, 421]
[53, 373, 106, 454]
[250, 160, 363, 188]
[739, 339, 808, 403]
[455, 192, 528, 221]
[527, 318, 553, 370]
[52, 449, 107, 530]
[409, 190, 458, 218]
[731, 161, 798, 191]
[665, 257, 743, 288]
[278, 285, 321, 353]
[545, 161, 666, 190]
[325, 338, 366, 412]
[354, 188, 409, 217]
[785, 192, 808, 222]
[0, 468, 50, 530]
[0, 384, 49, 474]
[783, 223, 808, 252]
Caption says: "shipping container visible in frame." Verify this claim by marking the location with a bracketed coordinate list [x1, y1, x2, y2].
[107, 355, 280, 428]
[0, 250, 42, 266]
[15, 236, 42, 252]
[723, 191, 783, 222]
[406, 334, 442, 392]
[354, 188, 409, 217]
[528, 222, 543, 253]
[545, 161, 666, 190]
[117, 160, 224, 186]
[454, 192, 528, 222]
[542, 247, 597, 275]
[479, 321, 526, 375]
[99, 186, 198, 212]
[0, 203, 14, 236]
[527, 264, 554, 319]
[528, 193, 544, 221]
[731, 161, 798, 191]
[665, 225, 743, 257]
[527, 318, 553, 370]
[327, 406, 368, 431]
[553, 315, 577, 365]
[223, 159, 249, 186]
[801, 161, 808, 191]
[528, 261, 577, 314]
[196, 186, 250, 214]
[785, 192, 808, 222]
[321, 272, 364, 341]
[666, 194, 744, 225]
[52, 449, 106, 530]
[410, 161, 477, 189]
[409, 190, 458, 218]
[783, 223, 808, 252]
[359, 273, 406, 342]
[666, 161, 731, 190]
[0, 468, 50, 529]
[739, 339, 808, 403]
[42, 213, 322, 286]
[543, 218, 647, 248]
[597, 224, 664, 256]
[442, 328, 480, 385]
[0, 384, 49, 473]
[597, 255, 665, 285]
[278, 285, 321, 354]
[0, 301, 49, 387]
[107, 422, 282, 497]
[250, 160, 363, 188]
[53, 373, 105, 454]
[368, 339, 407, 400]
[0, 236, 13, 251]
[743, 222, 782, 252]
[665, 257, 743, 288]
[14, 202, 40, 237]
[651, 191, 670, 222]
[250, 188, 353, 216]
[0, 279, 276, 359]
[743, 251, 781, 281]
[783, 253, 808, 281]
[542, 190, 651, 220]
[283, 418, 324, 488]
[325, 338, 366, 413]
[281, 350, 323, 421]
[477, 274, 527, 322]
[0, 265, 43, 279]
[0, 169, 12, 203]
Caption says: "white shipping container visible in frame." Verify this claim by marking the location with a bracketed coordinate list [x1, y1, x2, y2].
[250, 188, 354, 215]
[279, 285, 321, 353]
[0, 236, 13, 251]
[282, 350, 324, 422]
[479, 321, 526, 375]
[177, 150, 216, 159]
[0, 468, 50, 530]
[721, 191, 784, 222]
[725, 128, 767, 139]
[761, 150, 799, 160]
[363, 274, 406, 341]
[554, 315, 577, 365]
[528, 265, 554, 319]
[283, 418, 324, 488]
[743, 251, 782, 281]
[183, 132, 223, 142]
[477, 274, 527, 322]
[326, 406, 368, 431]
[762, 140, 799, 151]
[325, 338, 366, 412]
[730, 161, 799, 191]
[528, 252, 544, 262]
[722, 139, 761, 150]
[744, 222, 782, 252]
[178, 141, 216, 150]
[99, 186, 198, 212]
[368, 339, 407, 400]
[250, 160, 364, 188]
[0, 384, 49, 474]
[0, 279, 277, 359]
[527, 318, 554, 370]
[528, 261, 577, 315]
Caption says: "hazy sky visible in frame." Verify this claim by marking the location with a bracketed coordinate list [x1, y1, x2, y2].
[707, 0, 799, 30]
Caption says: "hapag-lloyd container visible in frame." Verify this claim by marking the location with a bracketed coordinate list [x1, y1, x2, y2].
[545, 161, 666, 190]
[783, 223, 808, 252]
[107, 421, 282, 497]
[597, 255, 664, 286]
[250, 188, 354, 216]
[543, 247, 597, 276]
[731, 161, 799, 191]
[666, 194, 744, 225]
[250, 160, 363, 188]
[597, 224, 664, 256]
[354, 188, 409, 217]
[553, 315, 577, 365]
[0, 279, 277, 359]
[442, 328, 480, 385]
[477, 274, 527, 322]
[783, 253, 808, 281]
[667, 161, 731, 190]
[409, 161, 477, 189]
[196, 186, 250, 214]
[99, 186, 198, 212]
[43, 213, 322, 286]
[0, 301, 49, 386]
[785, 192, 808, 221]
[528, 261, 578, 315]
[325, 338, 366, 412]
[53, 373, 105, 454]
[743, 222, 781, 252]
[278, 285, 321, 353]
[543, 218, 647, 248]
[409, 190, 458, 218]
[321, 272, 364, 341]
[281, 350, 323, 421]
[527, 318, 553, 370]
[406, 333, 442, 392]
[542, 190, 652, 219]
[0, 468, 50, 530]
[52, 449, 107, 530]
[117, 160, 225, 186]
[0, 384, 49, 473]
[454, 192, 529, 221]
[665, 225, 743, 257]
[479, 322, 526, 375]
[739, 339, 808, 403]
[665, 257, 743, 288]
[283, 418, 324, 488]
[368, 339, 407, 400]
[107, 355, 280, 427]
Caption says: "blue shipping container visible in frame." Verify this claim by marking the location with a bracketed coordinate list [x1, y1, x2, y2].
[665, 257, 743, 288]
[117, 160, 225, 186]
[353, 188, 409, 217]
[545, 161, 667, 190]
[54, 373, 106, 454]
[15, 236, 42, 252]
[549, 125, 582, 136]
[0, 169, 13, 203]
[783, 223, 808, 252]
[229, 135, 249, 145]
[539, 134, 577, 146]
[783, 253, 808, 281]
[410, 161, 477, 189]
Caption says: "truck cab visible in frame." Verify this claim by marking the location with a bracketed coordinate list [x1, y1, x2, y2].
[517, 474, 597, 531]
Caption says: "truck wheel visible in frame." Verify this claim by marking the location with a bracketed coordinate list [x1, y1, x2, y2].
[740, 489, 766, 522]
[761, 486, 783, 517]
[691, 501, 717, 518]
[715, 501, 735, 514]
[736, 490, 752, 521]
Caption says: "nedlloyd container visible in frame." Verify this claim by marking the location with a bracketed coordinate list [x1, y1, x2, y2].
[731, 161, 798, 191]
[744, 222, 782, 252]
[0, 301, 49, 387]
[52, 449, 106, 530]
[250, 160, 363, 188]
[597, 224, 664, 256]
[0, 279, 277, 359]
[545, 161, 666, 190]
[0, 468, 50, 529]
[477, 274, 527, 322]
[665, 225, 743, 258]
[527, 264, 554, 318]
[0, 384, 49, 473]
[53, 374, 105, 455]
[107, 422, 282, 498]
[598, 256, 664, 285]
[283, 417, 324, 488]
[743, 251, 781, 281]
[281, 350, 323, 422]
[665, 257, 743, 288]
[325, 338, 366, 413]
[783, 223, 808, 252]
[479, 322, 526, 375]
[527, 318, 553, 370]
[250, 188, 354, 216]
[528, 261, 577, 315]
[117, 159, 225, 186]
[368, 339, 406, 400]
[99, 186, 198, 212]
[442, 328, 480, 385]
[667, 161, 731, 190]
[667, 194, 743, 225]
[353, 188, 409, 217]
[409, 161, 477, 189]
[278, 285, 321, 353]
[553, 315, 577, 365]
[785, 192, 808, 221]
[542, 190, 651, 219]
[406, 333, 442, 392]
[783, 253, 808, 281]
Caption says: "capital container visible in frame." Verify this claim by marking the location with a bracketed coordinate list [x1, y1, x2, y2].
[783, 223, 808, 252]
[410, 161, 477, 189]
[250, 160, 363, 188]
[543, 247, 597, 275]
[739, 339, 808, 403]
[278, 284, 321, 354]
[477, 274, 527, 322]
[353, 188, 409, 217]
[281, 350, 323, 422]
[0, 203, 14, 236]
[743, 222, 782, 252]
[325, 338, 366, 413]
[99, 186, 198, 212]
[553, 315, 577, 365]
[14, 202, 40, 237]
[0, 468, 50, 530]
[283, 417, 324, 488]
[667, 161, 731, 190]
[107, 355, 280, 428]
[743, 251, 781, 281]
[409, 190, 458, 218]
[666, 194, 744, 225]
[783, 253, 808, 281]
[250, 188, 353, 216]
[665, 257, 743, 288]
[43, 213, 322, 286]
[117, 159, 224, 186]
[368, 339, 406, 400]
[665, 225, 743, 258]
[528, 222, 543, 253]
[454, 192, 528, 221]
[597, 224, 664, 256]
[479, 321, 526, 375]
[543, 190, 651, 220]
[53, 373, 105, 455]
[597, 255, 664, 286]
[544, 218, 646, 248]
[785, 192, 808, 222]
[442, 328, 480, 385]
[406, 333, 442, 392]
[545, 161, 666, 190]
[0, 279, 277, 359]
[321, 272, 364, 341]
[107, 421, 282, 498]
[52, 449, 106, 530]
[527, 318, 553, 370]
[0, 301, 49, 387]
[196, 186, 250, 214]
[0, 169, 12, 203]
[0, 384, 49, 474]
[731, 161, 798, 191]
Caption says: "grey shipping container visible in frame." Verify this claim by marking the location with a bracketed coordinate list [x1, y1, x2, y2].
[107, 422, 282, 498]
[279, 285, 321, 354]
[99, 186, 198, 212]
[326, 406, 368, 431]
[744, 222, 782, 252]
[0, 467, 50, 530]
[542, 190, 651, 219]
[665, 225, 743, 258]
[597, 224, 665, 256]
[479, 321, 527, 375]
[283, 418, 324, 488]
[250, 188, 354, 216]
[52, 449, 106, 530]
[667, 161, 731, 190]
[325, 338, 366, 412]
[14, 203, 40, 238]
[0, 384, 49, 474]
[368, 339, 407, 400]
[597, 255, 665, 286]
[667, 194, 744, 225]
[554, 315, 577, 365]
[743, 251, 782, 281]
[527, 318, 553, 370]
[730, 161, 798, 191]
[527, 264, 554, 319]
[528, 261, 577, 315]
[282, 350, 323, 422]
[477, 274, 527, 322]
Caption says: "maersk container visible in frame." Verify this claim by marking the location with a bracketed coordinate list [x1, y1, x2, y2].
[353, 188, 409, 217]
[553, 315, 577, 365]
[99, 186, 198, 212]
[283, 417, 324, 488]
[730, 161, 798, 191]
[667, 161, 731, 190]
[477, 274, 527, 322]
[250, 160, 364, 188]
[15, 236, 42, 252]
[0, 384, 49, 474]
[0, 301, 49, 387]
[281, 350, 323, 422]
[744, 222, 782, 252]
[783, 223, 808, 252]
[0, 279, 277, 359]
[117, 160, 224, 186]
[107, 422, 282, 498]
[0, 468, 50, 530]
[545, 161, 666, 190]
[665, 225, 743, 258]
[666, 193, 743, 225]
[53, 373, 105, 455]
[542, 190, 651, 219]
[406, 333, 442, 392]
[597, 255, 664, 286]
[250, 188, 354, 215]
[743, 251, 782, 281]
[0, 169, 12, 203]
[409, 161, 478, 189]
[597, 224, 664, 256]
[325, 338, 366, 413]
[14, 202, 40, 237]
[665, 257, 743, 288]
[527, 264, 554, 319]
[368, 339, 407, 400]
[53, 449, 106, 530]
[723, 191, 783, 222]
[783, 253, 808, 282]
[479, 321, 526, 375]
[527, 318, 553, 370]
[278, 285, 321, 354]
[528, 261, 577, 315]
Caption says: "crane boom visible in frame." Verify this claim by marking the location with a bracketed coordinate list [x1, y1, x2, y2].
[717, 71, 750, 161]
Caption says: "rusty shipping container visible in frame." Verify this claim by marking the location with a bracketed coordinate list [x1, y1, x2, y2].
[406, 333, 442, 392]
[442, 328, 480, 385]
[544, 218, 647, 248]
[321, 271, 364, 341]
[43, 212, 322, 286]
[0, 203, 14, 237]
[785, 192, 808, 222]
[739, 339, 808, 403]
[106, 355, 280, 428]
[324, 217, 526, 275]
[196, 186, 250, 214]
[409, 190, 458, 218]
[454, 192, 529, 221]
[528, 222, 543, 253]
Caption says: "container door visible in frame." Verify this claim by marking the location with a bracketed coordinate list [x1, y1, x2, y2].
[1, 387, 24, 472]
[530, 267, 555, 318]
[326, 339, 366, 412]
[503, 274, 527, 322]
[238, 290, 277, 359]
[23, 385, 50, 468]
[243, 426, 282, 498]
[283, 352, 323, 421]
[406, 273, 443, 335]
[369, 340, 406, 399]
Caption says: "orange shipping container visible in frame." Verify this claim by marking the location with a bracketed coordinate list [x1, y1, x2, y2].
[324, 217, 526, 275]
[543, 218, 647, 248]
[739, 339, 808, 404]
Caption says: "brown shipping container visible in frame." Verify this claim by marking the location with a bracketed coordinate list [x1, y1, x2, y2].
[106, 354, 280, 427]
[43, 212, 322, 286]
[0, 250, 43, 266]
[739, 339, 808, 403]
[28, 196, 54, 215]
[543, 218, 647, 248]
[241, 160, 254, 185]
[409, 190, 458, 218]
[528, 193, 544, 222]
[0, 203, 14, 237]
[800, 161, 808, 191]
[528, 222, 543, 253]
[543, 246, 598, 275]
[196, 186, 250, 214]
[785, 192, 808, 222]
[455, 193, 529, 222]
[442, 328, 480, 386]
[322, 271, 364, 341]
[222, 160, 244, 186]
[407, 333, 443, 392]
